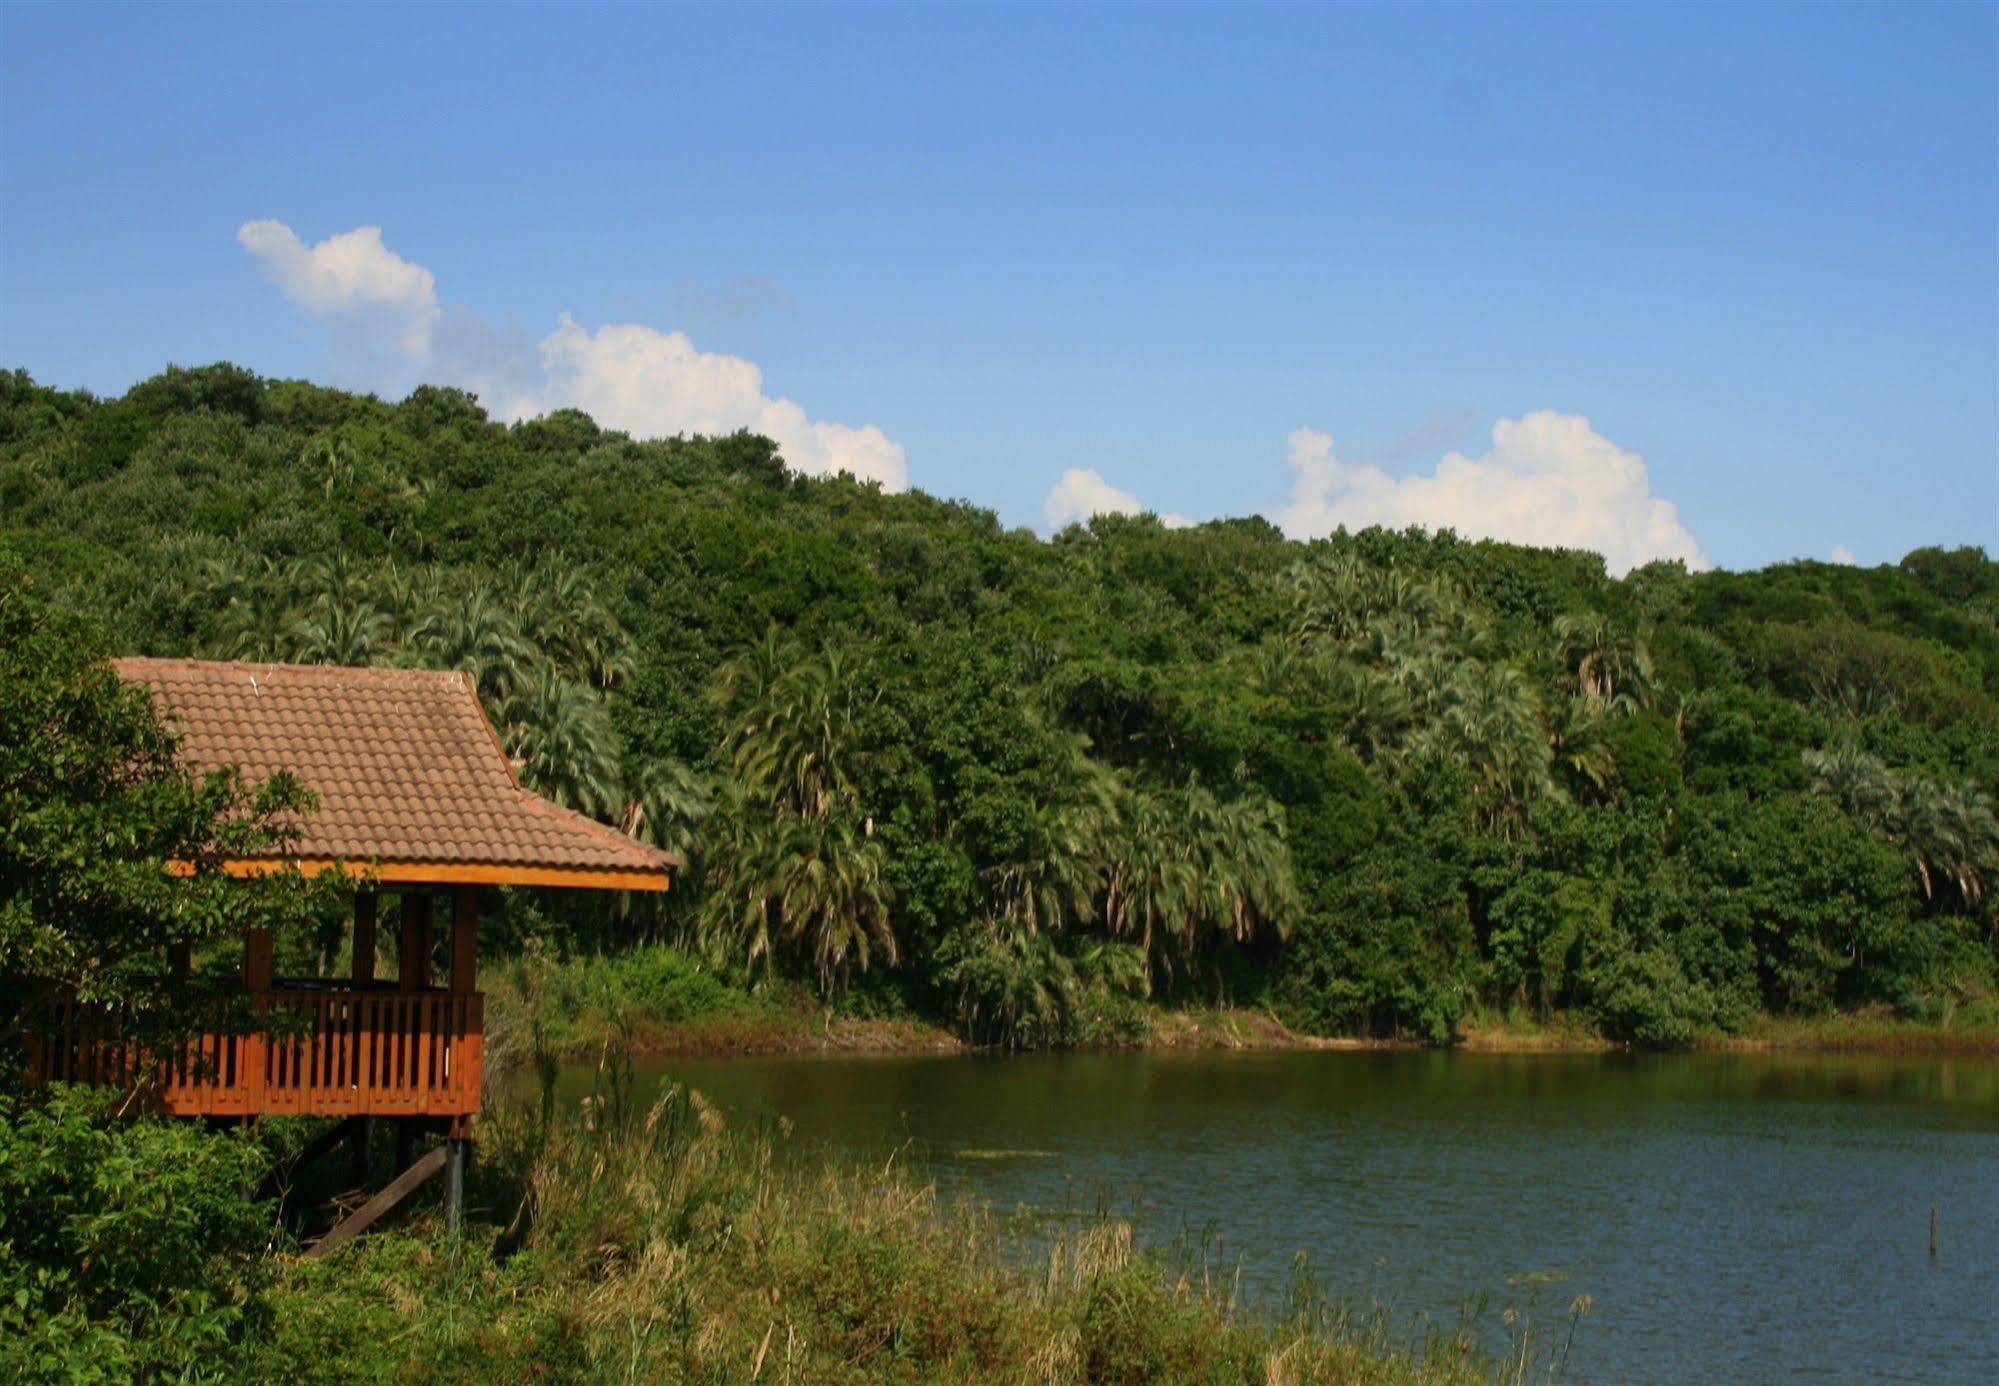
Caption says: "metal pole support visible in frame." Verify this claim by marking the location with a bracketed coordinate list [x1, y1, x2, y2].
[445, 1137, 466, 1233]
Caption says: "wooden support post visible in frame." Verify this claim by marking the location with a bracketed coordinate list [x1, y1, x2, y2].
[304, 1144, 448, 1260]
[398, 894, 432, 991]
[245, 927, 274, 991]
[450, 886, 478, 995]
[349, 1117, 375, 1187]
[352, 892, 377, 985]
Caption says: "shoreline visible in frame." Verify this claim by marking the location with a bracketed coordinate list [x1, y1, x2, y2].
[501, 1003, 1999, 1070]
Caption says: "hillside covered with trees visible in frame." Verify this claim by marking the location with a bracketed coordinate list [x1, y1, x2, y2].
[5, 363, 1996, 1048]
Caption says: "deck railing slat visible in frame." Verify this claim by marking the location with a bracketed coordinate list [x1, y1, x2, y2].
[27, 987, 483, 1118]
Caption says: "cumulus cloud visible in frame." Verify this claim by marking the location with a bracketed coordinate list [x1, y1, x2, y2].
[1830, 545, 1858, 566]
[238, 221, 438, 359]
[1043, 468, 1189, 532]
[1273, 411, 1707, 576]
[240, 220, 906, 489]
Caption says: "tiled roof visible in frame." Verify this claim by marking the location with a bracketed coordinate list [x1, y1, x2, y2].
[113, 658, 676, 886]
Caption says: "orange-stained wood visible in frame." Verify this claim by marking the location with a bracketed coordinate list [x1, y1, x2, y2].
[27, 989, 486, 1119]
[398, 894, 433, 992]
[171, 857, 672, 892]
[449, 886, 477, 994]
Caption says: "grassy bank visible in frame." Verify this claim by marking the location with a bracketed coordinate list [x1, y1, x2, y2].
[481, 944, 1999, 1070]
[4, 1075, 1581, 1384]
[480, 943, 965, 1074]
[239, 1068, 1570, 1385]
[1452, 1002, 1999, 1056]
[1704, 1008, 1999, 1055]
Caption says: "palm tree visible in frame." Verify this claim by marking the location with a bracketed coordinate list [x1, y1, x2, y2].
[1326, 660, 1412, 763]
[620, 758, 717, 858]
[1896, 776, 1998, 911]
[1805, 745, 1899, 831]
[1415, 661, 1554, 837]
[1807, 747, 1998, 916]
[211, 591, 294, 662]
[501, 663, 624, 820]
[1555, 611, 1654, 711]
[408, 591, 533, 705]
[778, 813, 896, 992]
[288, 595, 392, 666]
[940, 916, 1082, 1049]
[368, 560, 434, 653]
[291, 553, 371, 608]
[501, 560, 633, 690]
[728, 642, 876, 820]
[1550, 697, 1618, 802]
[713, 626, 793, 715]
[698, 807, 894, 992]
[701, 633, 899, 993]
[1287, 553, 1376, 646]
[982, 745, 1120, 936]
[1103, 779, 1296, 986]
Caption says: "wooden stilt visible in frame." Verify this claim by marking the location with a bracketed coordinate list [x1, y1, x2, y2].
[349, 1116, 375, 1186]
[304, 1144, 448, 1260]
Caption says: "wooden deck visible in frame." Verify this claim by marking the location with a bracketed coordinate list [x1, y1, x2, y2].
[28, 987, 485, 1119]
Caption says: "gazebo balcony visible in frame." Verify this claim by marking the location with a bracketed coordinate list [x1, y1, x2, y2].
[28, 985, 485, 1120]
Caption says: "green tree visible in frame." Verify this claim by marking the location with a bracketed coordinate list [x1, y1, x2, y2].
[0, 571, 322, 1064]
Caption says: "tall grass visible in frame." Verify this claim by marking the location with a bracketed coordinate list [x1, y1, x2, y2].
[244, 1034, 1583, 1384]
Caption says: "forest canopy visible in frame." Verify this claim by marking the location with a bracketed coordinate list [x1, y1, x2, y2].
[4, 363, 1995, 1047]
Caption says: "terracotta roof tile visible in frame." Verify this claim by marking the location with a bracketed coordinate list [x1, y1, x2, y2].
[113, 658, 676, 883]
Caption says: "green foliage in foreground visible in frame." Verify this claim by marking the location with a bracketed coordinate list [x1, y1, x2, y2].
[4, 363, 1997, 1048]
[0, 1088, 276, 1381]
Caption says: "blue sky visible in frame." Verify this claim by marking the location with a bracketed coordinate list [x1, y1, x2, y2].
[3, 1, 1993, 571]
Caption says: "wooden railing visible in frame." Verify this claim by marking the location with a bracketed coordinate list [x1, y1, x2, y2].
[27, 988, 485, 1119]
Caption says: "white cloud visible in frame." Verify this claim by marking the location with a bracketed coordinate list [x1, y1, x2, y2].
[1272, 411, 1708, 576]
[240, 220, 906, 489]
[1043, 468, 1189, 532]
[515, 316, 905, 488]
[1046, 468, 1140, 529]
[1830, 545, 1858, 566]
[238, 222, 438, 359]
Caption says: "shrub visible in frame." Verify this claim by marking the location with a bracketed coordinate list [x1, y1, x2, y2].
[0, 1087, 274, 1381]
[1586, 949, 1720, 1047]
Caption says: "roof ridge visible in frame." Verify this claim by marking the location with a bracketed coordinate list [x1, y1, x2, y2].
[112, 656, 469, 682]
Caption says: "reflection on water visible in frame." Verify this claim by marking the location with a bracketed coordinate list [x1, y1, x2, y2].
[542, 1048, 1999, 1384]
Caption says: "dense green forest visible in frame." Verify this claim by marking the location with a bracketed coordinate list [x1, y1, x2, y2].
[5, 363, 1997, 1049]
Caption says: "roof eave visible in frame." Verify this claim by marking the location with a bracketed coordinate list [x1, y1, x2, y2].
[178, 857, 675, 893]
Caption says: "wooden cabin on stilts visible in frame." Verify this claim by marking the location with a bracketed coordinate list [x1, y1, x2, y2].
[26, 659, 676, 1247]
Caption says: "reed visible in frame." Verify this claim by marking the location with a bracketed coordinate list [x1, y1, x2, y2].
[243, 1038, 1567, 1383]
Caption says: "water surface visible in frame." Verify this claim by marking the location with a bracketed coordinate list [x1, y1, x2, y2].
[551, 1048, 1998, 1383]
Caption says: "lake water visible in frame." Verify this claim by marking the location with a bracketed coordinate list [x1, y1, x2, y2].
[551, 1048, 1999, 1383]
